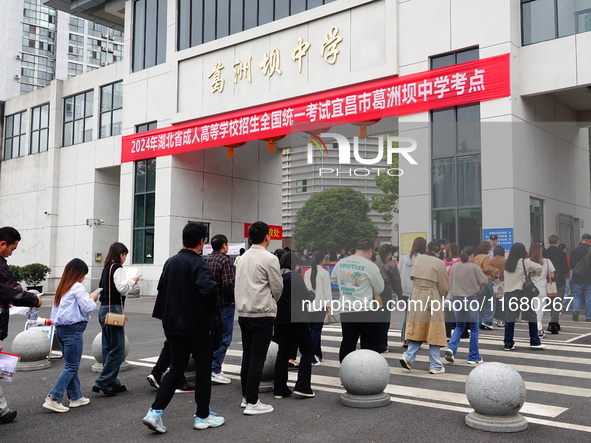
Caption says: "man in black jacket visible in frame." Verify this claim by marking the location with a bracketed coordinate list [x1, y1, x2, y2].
[142, 222, 224, 433]
[543, 235, 569, 333]
[0, 227, 42, 424]
[569, 233, 591, 321]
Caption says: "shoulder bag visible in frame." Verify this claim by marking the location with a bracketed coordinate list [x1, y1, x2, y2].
[522, 259, 540, 299]
[104, 264, 127, 327]
[545, 259, 558, 296]
[572, 246, 591, 278]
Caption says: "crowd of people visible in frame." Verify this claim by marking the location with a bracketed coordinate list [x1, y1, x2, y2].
[0, 222, 589, 433]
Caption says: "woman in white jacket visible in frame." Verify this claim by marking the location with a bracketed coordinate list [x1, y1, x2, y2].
[304, 250, 332, 364]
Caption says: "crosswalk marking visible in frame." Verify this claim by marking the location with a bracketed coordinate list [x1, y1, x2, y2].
[565, 331, 591, 343]
[318, 333, 591, 363]
[82, 322, 590, 433]
[216, 363, 567, 419]
[226, 346, 589, 395]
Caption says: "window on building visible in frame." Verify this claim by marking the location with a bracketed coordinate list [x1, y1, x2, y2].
[133, 122, 157, 264]
[431, 48, 481, 249]
[530, 197, 544, 243]
[3, 111, 27, 160]
[68, 62, 84, 77]
[132, 0, 167, 72]
[296, 179, 308, 193]
[63, 90, 94, 146]
[522, 0, 591, 45]
[100, 82, 123, 138]
[30, 103, 49, 154]
[177, 0, 336, 51]
[136, 121, 157, 133]
[69, 16, 85, 33]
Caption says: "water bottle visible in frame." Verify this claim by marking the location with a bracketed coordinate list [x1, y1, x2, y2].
[27, 307, 40, 324]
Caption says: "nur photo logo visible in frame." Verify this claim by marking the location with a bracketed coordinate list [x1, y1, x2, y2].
[305, 133, 418, 177]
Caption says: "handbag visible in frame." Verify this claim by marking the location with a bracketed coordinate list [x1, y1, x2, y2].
[545, 259, 558, 296]
[103, 264, 127, 327]
[493, 277, 505, 299]
[572, 246, 591, 278]
[522, 259, 540, 299]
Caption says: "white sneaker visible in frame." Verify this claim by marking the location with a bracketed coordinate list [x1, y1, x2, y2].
[243, 400, 273, 415]
[444, 349, 454, 363]
[211, 372, 231, 385]
[69, 397, 90, 408]
[193, 413, 225, 429]
[43, 397, 69, 413]
[240, 397, 247, 408]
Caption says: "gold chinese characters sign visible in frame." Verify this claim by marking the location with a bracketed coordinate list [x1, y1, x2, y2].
[209, 27, 343, 93]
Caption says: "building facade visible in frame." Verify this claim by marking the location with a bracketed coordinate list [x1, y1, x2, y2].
[0, 0, 124, 100]
[1, 0, 590, 294]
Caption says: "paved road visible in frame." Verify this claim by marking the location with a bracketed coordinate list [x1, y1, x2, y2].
[1, 296, 590, 442]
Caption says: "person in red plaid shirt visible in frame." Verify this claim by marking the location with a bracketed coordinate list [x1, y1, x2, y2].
[206, 234, 235, 385]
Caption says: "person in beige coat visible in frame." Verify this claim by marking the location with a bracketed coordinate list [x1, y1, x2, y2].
[400, 241, 450, 374]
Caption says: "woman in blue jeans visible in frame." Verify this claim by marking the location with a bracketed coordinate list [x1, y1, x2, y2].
[93, 242, 138, 396]
[445, 246, 488, 365]
[43, 258, 99, 413]
[502, 243, 544, 350]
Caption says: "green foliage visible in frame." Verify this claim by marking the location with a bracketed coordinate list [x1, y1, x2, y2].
[20, 263, 51, 286]
[8, 265, 22, 282]
[293, 187, 378, 251]
[370, 144, 399, 223]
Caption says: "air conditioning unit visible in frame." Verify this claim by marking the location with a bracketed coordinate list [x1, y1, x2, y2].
[107, 48, 113, 53]
[15, 54, 21, 60]
[14, 74, 20, 80]
[108, 35, 114, 40]
[101, 47, 107, 52]
[101, 33, 108, 39]
[100, 61, 107, 67]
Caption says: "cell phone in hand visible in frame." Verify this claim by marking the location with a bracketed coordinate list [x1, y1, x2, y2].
[136, 274, 143, 279]
[92, 288, 103, 295]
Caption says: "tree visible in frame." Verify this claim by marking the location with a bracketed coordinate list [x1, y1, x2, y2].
[293, 187, 378, 251]
[370, 150, 399, 223]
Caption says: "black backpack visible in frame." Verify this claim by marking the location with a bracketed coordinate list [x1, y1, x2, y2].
[572, 246, 591, 278]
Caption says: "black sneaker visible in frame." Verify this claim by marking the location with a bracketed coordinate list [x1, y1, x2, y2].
[147, 374, 161, 389]
[175, 383, 195, 394]
[0, 410, 17, 424]
[573, 311, 579, 321]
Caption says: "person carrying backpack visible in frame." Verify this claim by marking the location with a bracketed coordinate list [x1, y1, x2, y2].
[569, 234, 591, 321]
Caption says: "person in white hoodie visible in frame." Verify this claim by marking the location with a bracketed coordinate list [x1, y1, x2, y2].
[398, 237, 426, 346]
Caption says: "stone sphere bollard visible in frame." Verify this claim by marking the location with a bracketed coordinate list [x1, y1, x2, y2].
[339, 349, 390, 408]
[91, 332, 131, 373]
[259, 341, 278, 393]
[465, 362, 528, 432]
[12, 329, 51, 371]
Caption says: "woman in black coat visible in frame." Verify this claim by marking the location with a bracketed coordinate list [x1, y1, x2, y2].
[273, 252, 315, 399]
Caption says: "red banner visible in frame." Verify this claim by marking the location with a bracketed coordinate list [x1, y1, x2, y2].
[244, 223, 283, 240]
[122, 53, 510, 163]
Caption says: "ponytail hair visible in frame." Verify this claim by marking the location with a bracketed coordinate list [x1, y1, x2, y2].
[310, 250, 324, 290]
[460, 246, 476, 263]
